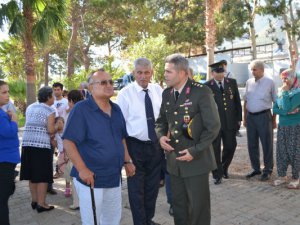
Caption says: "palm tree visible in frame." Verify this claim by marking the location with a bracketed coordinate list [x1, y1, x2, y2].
[0, 0, 65, 106]
[205, 0, 223, 80]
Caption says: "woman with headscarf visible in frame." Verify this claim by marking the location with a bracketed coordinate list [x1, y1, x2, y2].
[273, 69, 300, 189]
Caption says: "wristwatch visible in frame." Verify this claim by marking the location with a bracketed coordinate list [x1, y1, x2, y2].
[124, 159, 133, 165]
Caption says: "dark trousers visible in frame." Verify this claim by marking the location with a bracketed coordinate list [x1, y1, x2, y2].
[170, 173, 211, 225]
[0, 162, 16, 225]
[48, 147, 55, 190]
[126, 137, 162, 225]
[246, 112, 274, 173]
[212, 129, 237, 179]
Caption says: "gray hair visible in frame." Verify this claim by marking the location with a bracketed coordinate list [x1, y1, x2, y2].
[250, 60, 264, 70]
[165, 53, 189, 74]
[87, 68, 106, 84]
[134, 58, 153, 70]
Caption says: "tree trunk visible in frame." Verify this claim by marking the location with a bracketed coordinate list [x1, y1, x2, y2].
[283, 13, 294, 68]
[23, 5, 36, 107]
[205, 0, 216, 80]
[249, 22, 257, 60]
[289, 1, 299, 62]
[44, 51, 50, 86]
[67, 0, 80, 77]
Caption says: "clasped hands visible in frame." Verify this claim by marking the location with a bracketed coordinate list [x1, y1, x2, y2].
[159, 136, 193, 162]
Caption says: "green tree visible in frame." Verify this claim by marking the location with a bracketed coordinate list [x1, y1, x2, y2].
[262, 0, 300, 67]
[124, 34, 176, 84]
[0, 0, 66, 106]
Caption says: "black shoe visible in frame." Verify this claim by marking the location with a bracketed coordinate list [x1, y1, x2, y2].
[36, 205, 55, 213]
[223, 170, 229, 179]
[214, 177, 222, 185]
[47, 189, 57, 195]
[246, 170, 261, 178]
[31, 202, 37, 210]
[148, 221, 160, 225]
[260, 173, 271, 181]
[169, 205, 174, 216]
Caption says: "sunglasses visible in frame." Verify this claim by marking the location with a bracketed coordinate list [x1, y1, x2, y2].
[92, 80, 113, 86]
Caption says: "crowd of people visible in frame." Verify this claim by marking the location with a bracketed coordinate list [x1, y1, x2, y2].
[0, 55, 300, 225]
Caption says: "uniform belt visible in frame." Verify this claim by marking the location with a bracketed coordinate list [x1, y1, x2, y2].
[248, 109, 270, 116]
[127, 136, 153, 145]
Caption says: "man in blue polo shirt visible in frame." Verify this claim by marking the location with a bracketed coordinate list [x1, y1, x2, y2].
[63, 69, 135, 225]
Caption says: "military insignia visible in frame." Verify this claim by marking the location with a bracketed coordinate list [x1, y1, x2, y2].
[183, 102, 192, 106]
[185, 99, 189, 102]
[183, 115, 190, 124]
[186, 87, 191, 95]
[210, 81, 214, 85]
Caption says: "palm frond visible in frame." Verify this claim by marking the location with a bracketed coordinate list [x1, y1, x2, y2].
[9, 13, 25, 36]
[0, 0, 20, 27]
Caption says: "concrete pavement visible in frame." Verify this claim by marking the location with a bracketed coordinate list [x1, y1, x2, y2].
[9, 127, 300, 225]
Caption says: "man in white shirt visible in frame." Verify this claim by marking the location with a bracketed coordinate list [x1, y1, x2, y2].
[243, 60, 277, 181]
[117, 58, 163, 225]
[52, 82, 68, 118]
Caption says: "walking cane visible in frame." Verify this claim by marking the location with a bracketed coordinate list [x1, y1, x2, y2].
[90, 185, 97, 225]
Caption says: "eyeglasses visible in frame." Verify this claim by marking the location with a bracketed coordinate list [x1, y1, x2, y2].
[92, 80, 113, 86]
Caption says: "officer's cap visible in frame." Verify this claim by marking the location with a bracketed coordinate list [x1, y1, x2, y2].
[209, 60, 226, 73]
[182, 113, 202, 141]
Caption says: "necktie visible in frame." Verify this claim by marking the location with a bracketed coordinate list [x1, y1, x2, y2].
[174, 90, 179, 102]
[218, 81, 224, 93]
[143, 89, 157, 142]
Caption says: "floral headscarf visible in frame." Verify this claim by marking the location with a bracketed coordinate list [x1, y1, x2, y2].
[276, 69, 300, 109]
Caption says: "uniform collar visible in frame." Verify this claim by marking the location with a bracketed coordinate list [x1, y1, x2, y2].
[174, 78, 188, 94]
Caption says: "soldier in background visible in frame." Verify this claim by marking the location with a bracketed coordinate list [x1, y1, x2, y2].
[205, 61, 242, 184]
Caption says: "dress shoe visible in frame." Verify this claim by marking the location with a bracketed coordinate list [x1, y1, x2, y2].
[69, 204, 80, 210]
[223, 170, 229, 179]
[31, 202, 37, 210]
[169, 205, 174, 216]
[214, 177, 222, 185]
[245, 170, 261, 178]
[148, 220, 160, 225]
[260, 173, 271, 181]
[36, 205, 55, 213]
[47, 189, 57, 195]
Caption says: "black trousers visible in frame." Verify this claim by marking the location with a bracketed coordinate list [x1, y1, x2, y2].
[212, 129, 237, 179]
[0, 162, 16, 225]
[126, 137, 162, 225]
[170, 173, 211, 225]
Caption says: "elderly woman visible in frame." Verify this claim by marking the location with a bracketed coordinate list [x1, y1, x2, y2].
[20, 86, 56, 212]
[0, 80, 20, 225]
[273, 69, 300, 189]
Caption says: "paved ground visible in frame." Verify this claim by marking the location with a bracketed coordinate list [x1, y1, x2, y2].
[9, 127, 300, 225]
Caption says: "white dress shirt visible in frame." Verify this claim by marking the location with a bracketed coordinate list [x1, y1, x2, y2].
[117, 81, 163, 141]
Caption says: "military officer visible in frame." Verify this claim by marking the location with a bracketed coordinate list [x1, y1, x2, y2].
[156, 54, 220, 225]
[205, 61, 242, 184]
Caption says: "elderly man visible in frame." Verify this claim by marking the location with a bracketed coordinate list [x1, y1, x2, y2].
[63, 69, 135, 225]
[156, 54, 220, 225]
[244, 60, 277, 181]
[117, 58, 163, 225]
[206, 61, 242, 184]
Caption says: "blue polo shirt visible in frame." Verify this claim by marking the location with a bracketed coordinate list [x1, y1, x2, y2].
[63, 96, 127, 188]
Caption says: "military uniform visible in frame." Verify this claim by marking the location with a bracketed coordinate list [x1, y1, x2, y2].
[156, 79, 220, 225]
[205, 77, 242, 180]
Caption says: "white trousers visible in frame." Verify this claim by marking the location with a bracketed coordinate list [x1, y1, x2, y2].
[74, 178, 122, 225]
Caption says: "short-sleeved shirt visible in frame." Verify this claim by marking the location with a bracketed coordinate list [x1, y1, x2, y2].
[244, 76, 276, 113]
[63, 96, 128, 188]
[22, 102, 56, 149]
[53, 98, 68, 118]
